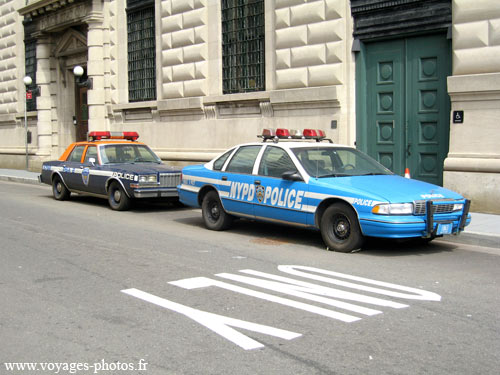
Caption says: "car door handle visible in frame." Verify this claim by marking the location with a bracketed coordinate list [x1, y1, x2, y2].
[254, 180, 261, 185]
[221, 176, 227, 181]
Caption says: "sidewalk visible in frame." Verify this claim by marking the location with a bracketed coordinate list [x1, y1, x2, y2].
[1, 168, 499, 247]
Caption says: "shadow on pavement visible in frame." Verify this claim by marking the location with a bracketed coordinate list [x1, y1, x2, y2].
[174, 216, 457, 255]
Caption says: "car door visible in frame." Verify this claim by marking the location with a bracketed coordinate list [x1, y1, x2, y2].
[81, 145, 108, 196]
[254, 145, 309, 225]
[61, 145, 86, 190]
[219, 145, 262, 218]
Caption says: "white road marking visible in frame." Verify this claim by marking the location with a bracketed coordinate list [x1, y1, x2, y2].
[278, 265, 442, 301]
[123, 265, 442, 351]
[169, 277, 361, 323]
[238, 269, 408, 309]
[121, 288, 301, 350]
[216, 272, 397, 315]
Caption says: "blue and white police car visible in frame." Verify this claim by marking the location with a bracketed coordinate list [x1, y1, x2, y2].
[39, 131, 181, 210]
[178, 128, 471, 252]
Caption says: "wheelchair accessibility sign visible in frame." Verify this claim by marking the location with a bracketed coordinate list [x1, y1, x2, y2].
[453, 110, 464, 124]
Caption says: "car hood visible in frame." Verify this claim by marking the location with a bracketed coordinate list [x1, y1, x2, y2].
[313, 174, 464, 203]
[102, 163, 181, 174]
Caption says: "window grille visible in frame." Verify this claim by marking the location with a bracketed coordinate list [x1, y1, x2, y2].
[127, 1, 156, 102]
[25, 37, 37, 111]
[222, 0, 265, 94]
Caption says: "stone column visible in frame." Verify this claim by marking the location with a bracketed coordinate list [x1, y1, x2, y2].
[86, 16, 106, 131]
[35, 37, 52, 157]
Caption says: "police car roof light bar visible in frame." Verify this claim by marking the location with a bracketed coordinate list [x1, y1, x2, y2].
[88, 131, 139, 141]
[259, 128, 332, 143]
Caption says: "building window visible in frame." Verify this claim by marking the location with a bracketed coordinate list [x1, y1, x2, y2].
[222, 0, 265, 94]
[127, 0, 156, 102]
[24, 34, 37, 111]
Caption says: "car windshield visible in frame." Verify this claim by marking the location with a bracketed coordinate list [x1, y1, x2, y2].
[292, 147, 393, 178]
[99, 144, 161, 164]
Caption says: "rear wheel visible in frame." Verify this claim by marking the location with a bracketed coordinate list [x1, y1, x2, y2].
[52, 175, 70, 201]
[201, 190, 233, 230]
[320, 202, 364, 252]
[108, 181, 131, 211]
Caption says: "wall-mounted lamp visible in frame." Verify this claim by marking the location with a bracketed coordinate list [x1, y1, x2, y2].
[73, 65, 92, 89]
[23, 75, 41, 96]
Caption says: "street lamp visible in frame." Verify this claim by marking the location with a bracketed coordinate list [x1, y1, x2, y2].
[23, 76, 32, 170]
[73, 65, 92, 89]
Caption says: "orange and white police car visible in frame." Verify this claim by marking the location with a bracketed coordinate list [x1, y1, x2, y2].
[39, 131, 181, 210]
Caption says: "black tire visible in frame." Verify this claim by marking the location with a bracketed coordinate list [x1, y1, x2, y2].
[201, 190, 233, 230]
[108, 181, 131, 211]
[52, 175, 70, 201]
[320, 202, 364, 253]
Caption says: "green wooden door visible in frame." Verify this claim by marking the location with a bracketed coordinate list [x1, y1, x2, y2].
[359, 34, 451, 186]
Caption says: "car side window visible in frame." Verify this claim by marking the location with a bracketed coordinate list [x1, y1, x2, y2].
[225, 146, 261, 174]
[258, 146, 296, 178]
[213, 149, 234, 171]
[67, 145, 86, 162]
[84, 146, 98, 164]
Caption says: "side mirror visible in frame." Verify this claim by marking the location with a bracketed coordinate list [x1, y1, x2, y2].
[282, 170, 303, 182]
[88, 157, 96, 166]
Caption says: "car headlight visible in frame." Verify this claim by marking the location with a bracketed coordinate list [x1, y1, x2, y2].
[452, 203, 464, 212]
[372, 203, 413, 215]
[138, 174, 158, 183]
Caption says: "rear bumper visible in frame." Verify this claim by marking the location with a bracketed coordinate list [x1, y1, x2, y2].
[178, 188, 200, 207]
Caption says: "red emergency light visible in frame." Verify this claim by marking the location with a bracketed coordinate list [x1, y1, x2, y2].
[88, 131, 139, 141]
[303, 129, 326, 139]
[275, 128, 291, 138]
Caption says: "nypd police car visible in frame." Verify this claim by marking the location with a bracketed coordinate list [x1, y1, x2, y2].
[39, 131, 181, 210]
[178, 128, 471, 252]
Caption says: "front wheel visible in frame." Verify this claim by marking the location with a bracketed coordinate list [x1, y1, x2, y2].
[320, 203, 364, 253]
[52, 175, 70, 201]
[108, 182, 131, 211]
[201, 190, 233, 230]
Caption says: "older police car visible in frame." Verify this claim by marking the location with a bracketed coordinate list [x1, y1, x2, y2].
[39, 131, 181, 210]
[178, 129, 471, 252]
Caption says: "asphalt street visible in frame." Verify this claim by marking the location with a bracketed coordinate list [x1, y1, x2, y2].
[1, 180, 499, 375]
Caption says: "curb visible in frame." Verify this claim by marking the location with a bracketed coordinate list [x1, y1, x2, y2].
[0, 175, 41, 186]
[439, 231, 500, 249]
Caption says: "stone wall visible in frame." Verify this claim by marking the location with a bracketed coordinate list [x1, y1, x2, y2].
[444, 0, 500, 213]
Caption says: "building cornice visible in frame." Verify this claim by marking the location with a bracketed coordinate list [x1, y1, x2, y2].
[18, 0, 79, 18]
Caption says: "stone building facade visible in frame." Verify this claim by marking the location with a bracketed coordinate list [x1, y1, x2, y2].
[0, 0, 498, 213]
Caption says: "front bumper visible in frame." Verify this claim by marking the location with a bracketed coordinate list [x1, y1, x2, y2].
[132, 187, 178, 198]
[360, 199, 471, 239]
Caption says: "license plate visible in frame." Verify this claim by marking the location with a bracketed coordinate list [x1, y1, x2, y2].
[437, 223, 453, 235]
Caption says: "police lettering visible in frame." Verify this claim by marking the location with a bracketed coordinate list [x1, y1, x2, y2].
[113, 172, 135, 181]
[352, 198, 375, 207]
[229, 182, 303, 210]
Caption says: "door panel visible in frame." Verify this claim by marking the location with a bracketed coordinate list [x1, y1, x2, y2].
[366, 40, 405, 174]
[363, 34, 450, 186]
[406, 35, 451, 185]
[76, 86, 88, 142]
